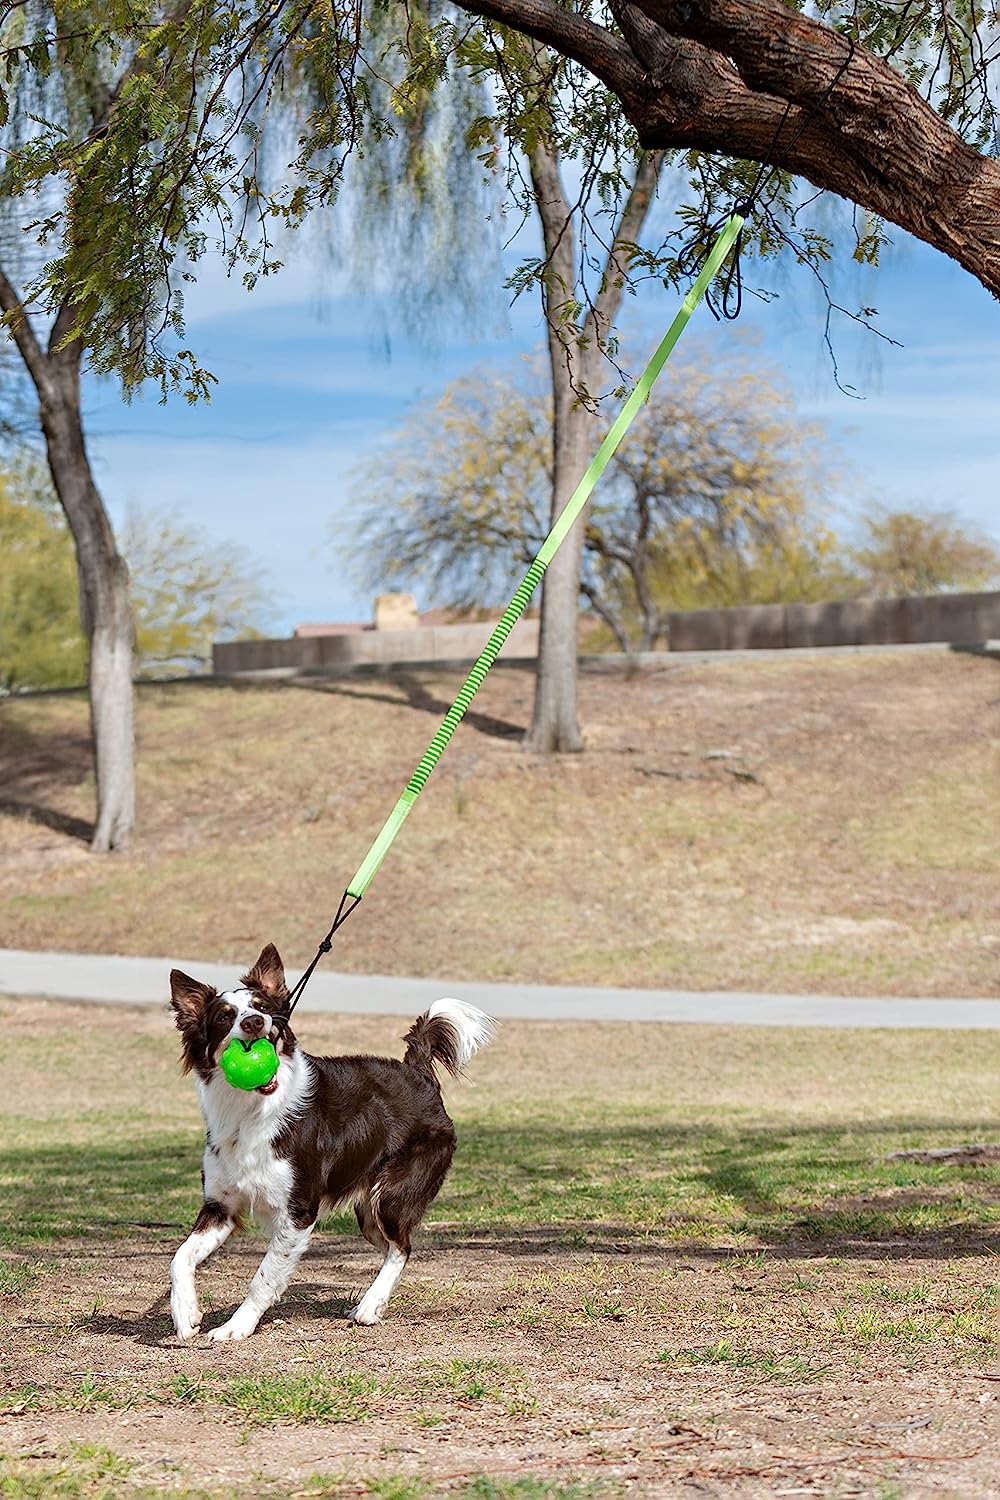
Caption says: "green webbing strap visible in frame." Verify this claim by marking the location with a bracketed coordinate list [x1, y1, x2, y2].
[345, 212, 745, 901]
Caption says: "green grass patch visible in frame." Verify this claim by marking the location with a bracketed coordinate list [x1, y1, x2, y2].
[298, 1479, 607, 1500]
[420, 1357, 537, 1416]
[0, 1444, 134, 1500]
[0, 1258, 40, 1296]
[1, 1012, 998, 1256]
[660, 1340, 830, 1383]
[214, 1367, 379, 1426]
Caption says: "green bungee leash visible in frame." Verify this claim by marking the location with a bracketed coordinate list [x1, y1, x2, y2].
[218, 41, 863, 1082]
[268, 210, 747, 1029]
[222, 212, 743, 1088]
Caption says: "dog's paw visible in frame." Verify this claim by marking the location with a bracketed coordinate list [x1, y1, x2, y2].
[204, 1314, 256, 1343]
[347, 1299, 386, 1326]
[170, 1290, 202, 1340]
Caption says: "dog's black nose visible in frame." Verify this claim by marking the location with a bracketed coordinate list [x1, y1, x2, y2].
[240, 1012, 266, 1037]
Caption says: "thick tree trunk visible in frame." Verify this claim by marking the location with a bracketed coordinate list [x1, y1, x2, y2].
[525, 402, 592, 751]
[524, 120, 664, 752]
[1, 265, 136, 852]
[39, 345, 135, 851]
[523, 123, 589, 753]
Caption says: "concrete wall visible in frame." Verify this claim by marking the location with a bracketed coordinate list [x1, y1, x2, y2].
[213, 617, 541, 675]
[667, 591, 1000, 652]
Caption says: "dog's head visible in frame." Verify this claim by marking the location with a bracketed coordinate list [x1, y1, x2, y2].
[169, 943, 296, 1092]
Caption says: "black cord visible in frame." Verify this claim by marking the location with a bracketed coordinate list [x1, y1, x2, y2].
[268, 890, 363, 1033]
[676, 33, 857, 321]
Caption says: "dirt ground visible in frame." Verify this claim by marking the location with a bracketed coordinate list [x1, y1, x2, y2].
[3, 1231, 998, 1497]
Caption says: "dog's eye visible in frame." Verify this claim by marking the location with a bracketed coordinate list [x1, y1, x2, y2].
[216, 1005, 235, 1026]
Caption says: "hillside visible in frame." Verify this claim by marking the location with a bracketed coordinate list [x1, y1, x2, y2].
[0, 650, 996, 996]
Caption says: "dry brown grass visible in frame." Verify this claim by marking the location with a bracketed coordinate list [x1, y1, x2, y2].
[1, 650, 998, 995]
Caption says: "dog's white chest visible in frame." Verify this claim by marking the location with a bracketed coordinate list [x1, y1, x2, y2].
[199, 1081, 294, 1221]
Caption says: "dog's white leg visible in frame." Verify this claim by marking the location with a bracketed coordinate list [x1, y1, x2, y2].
[348, 1243, 408, 1326]
[205, 1217, 314, 1343]
[171, 1205, 236, 1339]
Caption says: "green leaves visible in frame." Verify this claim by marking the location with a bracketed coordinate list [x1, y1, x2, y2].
[0, 465, 277, 690]
[0, 460, 87, 693]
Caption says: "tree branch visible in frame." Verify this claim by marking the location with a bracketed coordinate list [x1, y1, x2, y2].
[459, 0, 646, 97]
[0, 262, 51, 396]
[460, 0, 1000, 298]
[585, 148, 665, 355]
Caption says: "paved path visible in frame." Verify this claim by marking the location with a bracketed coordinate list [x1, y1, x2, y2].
[0, 948, 996, 1029]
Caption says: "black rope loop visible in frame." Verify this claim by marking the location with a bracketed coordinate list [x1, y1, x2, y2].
[676, 207, 747, 323]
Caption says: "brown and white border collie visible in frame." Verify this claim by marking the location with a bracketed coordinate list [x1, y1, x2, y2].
[168, 943, 494, 1342]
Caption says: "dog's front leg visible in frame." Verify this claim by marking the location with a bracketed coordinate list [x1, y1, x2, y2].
[205, 1214, 315, 1343]
[171, 1200, 238, 1339]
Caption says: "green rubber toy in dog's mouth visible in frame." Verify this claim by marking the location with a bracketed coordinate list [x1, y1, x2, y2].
[219, 1037, 280, 1093]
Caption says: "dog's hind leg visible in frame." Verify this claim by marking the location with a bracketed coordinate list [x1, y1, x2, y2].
[348, 1127, 455, 1327]
[171, 1200, 238, 1339]
[355, 1195, 389, 1253]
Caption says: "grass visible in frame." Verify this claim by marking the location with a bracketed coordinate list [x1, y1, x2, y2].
[1, 1005, 997, 1497]
[421, 1358, 537, 1415]
[1, 1000, 998, 1256]
[0, 1444, 135, 1500]
[1, 999, 998, 1259]
[0, 1453, 608, 1500]
[214, 1368, 379, 1426]
[1, 651, 998, 996]
[660, 1340, 830, 1383]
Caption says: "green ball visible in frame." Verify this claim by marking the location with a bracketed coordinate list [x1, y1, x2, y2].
[220, 1037, 280, 1091]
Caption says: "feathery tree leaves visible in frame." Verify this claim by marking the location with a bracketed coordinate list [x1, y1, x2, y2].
[2, 2, 998, 398]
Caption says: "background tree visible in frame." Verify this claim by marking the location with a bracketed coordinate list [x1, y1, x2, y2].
[0, 3, 195, 848]
[491, 37, 666, 748]
[849, 508, 1000, 597]
[124, 507, 277, 675]
[4, 1, 1000, 757]
[0, 454, 86, 692]
[2, 2, 998, 379]
[352, 353, 848, 651]
[579, 364, 847, 647]
[0, 462, 275, 690]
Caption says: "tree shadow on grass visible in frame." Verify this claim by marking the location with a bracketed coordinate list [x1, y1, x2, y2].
[2, 1118, 997, 1272]
[0, 718, 95, 842]
[0, 798, 93, 843]
[278, 669, 526, 741]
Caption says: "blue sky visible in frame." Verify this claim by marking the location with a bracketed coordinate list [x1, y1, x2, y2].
[82, 211, 1000, 636]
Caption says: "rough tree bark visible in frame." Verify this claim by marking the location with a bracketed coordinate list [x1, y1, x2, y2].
[461, 0, 1000, 301]
[0, 269, 135, 851]
[524, 109, 664, 752]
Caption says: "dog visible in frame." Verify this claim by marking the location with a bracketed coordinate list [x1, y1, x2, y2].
[168, 943, 494, 1341]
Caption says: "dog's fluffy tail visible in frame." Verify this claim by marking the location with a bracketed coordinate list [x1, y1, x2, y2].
[403, 999, 496, 1081]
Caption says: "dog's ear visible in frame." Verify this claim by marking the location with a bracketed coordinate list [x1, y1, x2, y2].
[169, 969, 216, 1029]
[241, 943, 289, 1001]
